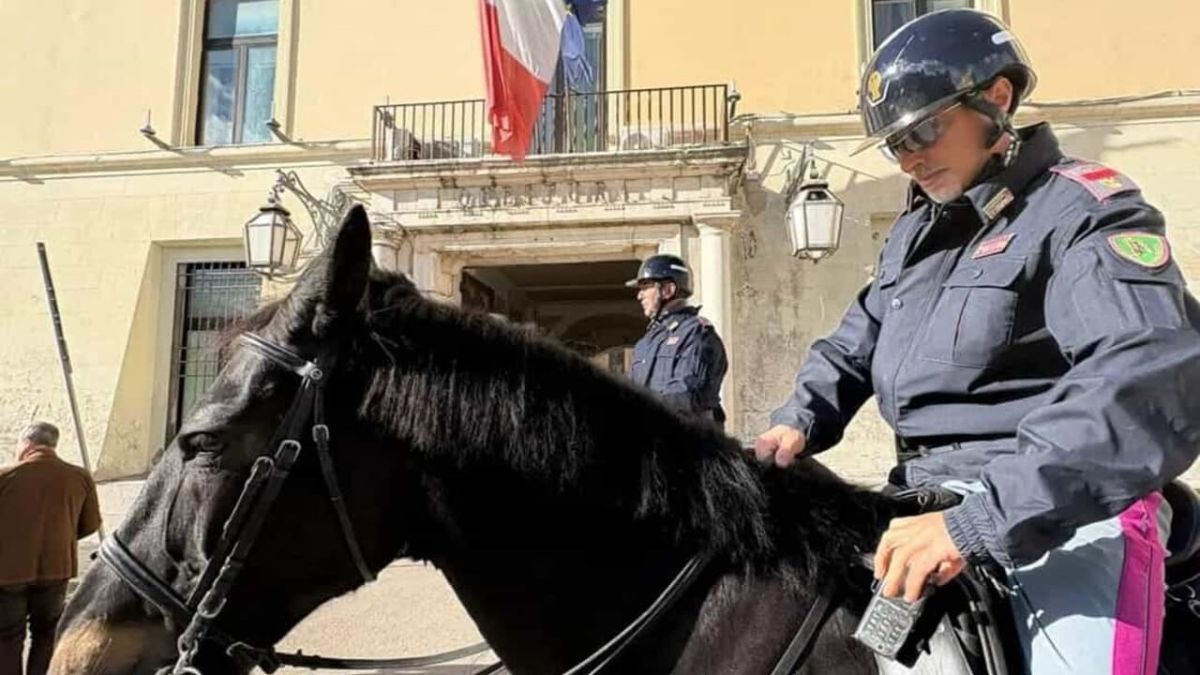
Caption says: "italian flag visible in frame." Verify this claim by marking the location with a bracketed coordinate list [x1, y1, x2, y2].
[479, 0, 568, 162]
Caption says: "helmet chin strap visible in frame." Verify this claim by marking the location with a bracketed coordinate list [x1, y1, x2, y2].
[964, 92, 1022, 159]
[650, 281, 667, 321]
[964, 93, 1008, 143]
[963, 91, 1022, 191]
[1001, 127, 1022, 167]
[650, 283, 683, 322]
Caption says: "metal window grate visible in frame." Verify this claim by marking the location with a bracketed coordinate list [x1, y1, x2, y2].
[166, 262, 261, 442]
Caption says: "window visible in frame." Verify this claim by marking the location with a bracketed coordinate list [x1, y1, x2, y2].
[166, 262, 261, 441]
[197, 0, 279, 145]
[871, 0, 972, 48]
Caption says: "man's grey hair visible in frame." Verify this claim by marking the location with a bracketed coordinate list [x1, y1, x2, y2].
[21, 422, 60, 448]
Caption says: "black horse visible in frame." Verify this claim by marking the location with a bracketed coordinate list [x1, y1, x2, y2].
[49, 207, 1199, 675]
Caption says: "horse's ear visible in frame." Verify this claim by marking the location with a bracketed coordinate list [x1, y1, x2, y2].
[315, 204, 372, 332]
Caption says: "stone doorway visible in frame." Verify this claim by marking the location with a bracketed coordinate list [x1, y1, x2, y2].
[459, 260, 645, 376]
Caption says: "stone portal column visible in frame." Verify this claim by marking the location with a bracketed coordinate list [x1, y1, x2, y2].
[695, 217, 737, 435]
[412, 250, 461, 303]
[371, 235, 411, 276]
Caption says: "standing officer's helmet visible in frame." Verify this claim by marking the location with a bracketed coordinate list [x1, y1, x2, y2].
[625, 254, 693, 297]
[854, 9, 1036, 157]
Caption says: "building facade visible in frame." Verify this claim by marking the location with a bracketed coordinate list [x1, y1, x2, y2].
[2, 0, 1198, 486]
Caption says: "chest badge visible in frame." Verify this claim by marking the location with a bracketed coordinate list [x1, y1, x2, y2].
[666, 336, 681, 345]
[971, 233, 1016, 260]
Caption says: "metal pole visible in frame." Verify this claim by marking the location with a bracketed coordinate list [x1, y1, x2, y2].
[36, 242, 104, 539]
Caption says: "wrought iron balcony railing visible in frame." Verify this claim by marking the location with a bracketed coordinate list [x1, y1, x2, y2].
[372, 84, 734, 162]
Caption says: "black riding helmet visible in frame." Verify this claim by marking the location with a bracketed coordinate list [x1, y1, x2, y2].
[625, 254, 693, 297]
[853, 9, 1037, 157]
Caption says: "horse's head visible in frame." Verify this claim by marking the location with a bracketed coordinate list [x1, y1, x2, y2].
[54, 206, 412, 675]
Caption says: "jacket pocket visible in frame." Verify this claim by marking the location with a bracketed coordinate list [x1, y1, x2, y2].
[1096, 248, 1187, 329]
[875, 263, 901, 315]
[919, 257, 1026, 367]
[653, 341, 682, 372]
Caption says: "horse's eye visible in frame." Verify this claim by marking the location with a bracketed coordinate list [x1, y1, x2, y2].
[181, 432, 225, 456]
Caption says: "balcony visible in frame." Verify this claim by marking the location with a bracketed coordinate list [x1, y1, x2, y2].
[370, 83, 736, 163]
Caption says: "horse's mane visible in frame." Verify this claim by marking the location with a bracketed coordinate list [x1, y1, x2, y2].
[361, 271, 889, 587]
[229, 268, 890, 590]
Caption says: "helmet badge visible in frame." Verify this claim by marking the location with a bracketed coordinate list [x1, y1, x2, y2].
[866, 70, 886, 106]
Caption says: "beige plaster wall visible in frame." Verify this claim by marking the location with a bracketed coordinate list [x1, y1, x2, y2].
[0, 161, 343, 476]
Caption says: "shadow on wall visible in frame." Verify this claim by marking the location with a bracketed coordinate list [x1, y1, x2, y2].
[95, 246, 159, 481]
[1051, 122, 1184, 167]
[729, 138, 911, 439]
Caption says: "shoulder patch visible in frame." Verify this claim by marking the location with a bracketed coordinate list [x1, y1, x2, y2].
[1107, 232, 1170, 268]
[1050, 161, 1138, 202]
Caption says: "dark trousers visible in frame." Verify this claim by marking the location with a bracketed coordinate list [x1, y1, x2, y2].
[0, 582, 67, 675]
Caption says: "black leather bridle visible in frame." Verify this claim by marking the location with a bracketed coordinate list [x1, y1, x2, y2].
[99, 332, 838, 675]
[98, 332, 489, 674]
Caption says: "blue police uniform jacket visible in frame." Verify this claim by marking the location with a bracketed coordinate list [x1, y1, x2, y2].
[630, 305, 728, 422]
[770, 124, 1200, 567]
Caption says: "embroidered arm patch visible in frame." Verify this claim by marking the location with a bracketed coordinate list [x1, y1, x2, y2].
[1107, 232, 1171, 268]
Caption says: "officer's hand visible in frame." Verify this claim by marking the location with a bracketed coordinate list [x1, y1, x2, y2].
[752, 425, 806, 468]
[873, 512, 967, 603]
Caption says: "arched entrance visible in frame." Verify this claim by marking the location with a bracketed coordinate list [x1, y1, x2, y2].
[459, 260, 645, 375]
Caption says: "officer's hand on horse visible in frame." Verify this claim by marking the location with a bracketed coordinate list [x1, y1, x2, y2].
[873, 512, 967, 603]
[752, 425, 806, 467]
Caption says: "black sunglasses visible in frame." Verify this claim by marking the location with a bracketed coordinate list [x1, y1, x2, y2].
[881, 101, 964, 161]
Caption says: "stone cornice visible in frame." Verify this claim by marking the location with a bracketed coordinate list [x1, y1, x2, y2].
[0, 139, 371, 179]
[357, 146, 745, 235]
[736, 94, 1200, 143]
[6, 93, 1192, 182]
[349, 144, 748, 191]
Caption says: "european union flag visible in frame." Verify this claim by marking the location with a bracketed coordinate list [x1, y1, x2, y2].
[560, 13, 594, 93]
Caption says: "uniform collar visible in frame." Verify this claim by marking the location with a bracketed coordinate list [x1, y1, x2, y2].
[962, 123, 1062, 225]
[904, 123, 1063, 224]
[653, 304, 700, 327]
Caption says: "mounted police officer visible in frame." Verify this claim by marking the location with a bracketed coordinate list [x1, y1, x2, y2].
[627, 254, 728, 426]
[752, 9, 1200, 674]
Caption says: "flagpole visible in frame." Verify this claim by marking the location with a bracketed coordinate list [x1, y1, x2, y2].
[36, 242, 105, 539]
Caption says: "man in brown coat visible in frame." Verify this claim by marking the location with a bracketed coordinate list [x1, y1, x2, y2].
[0, 422, 101, 675]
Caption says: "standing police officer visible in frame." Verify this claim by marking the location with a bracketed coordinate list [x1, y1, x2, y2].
[752, 9, 1200, 674]
[627, 254, 728, 426]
